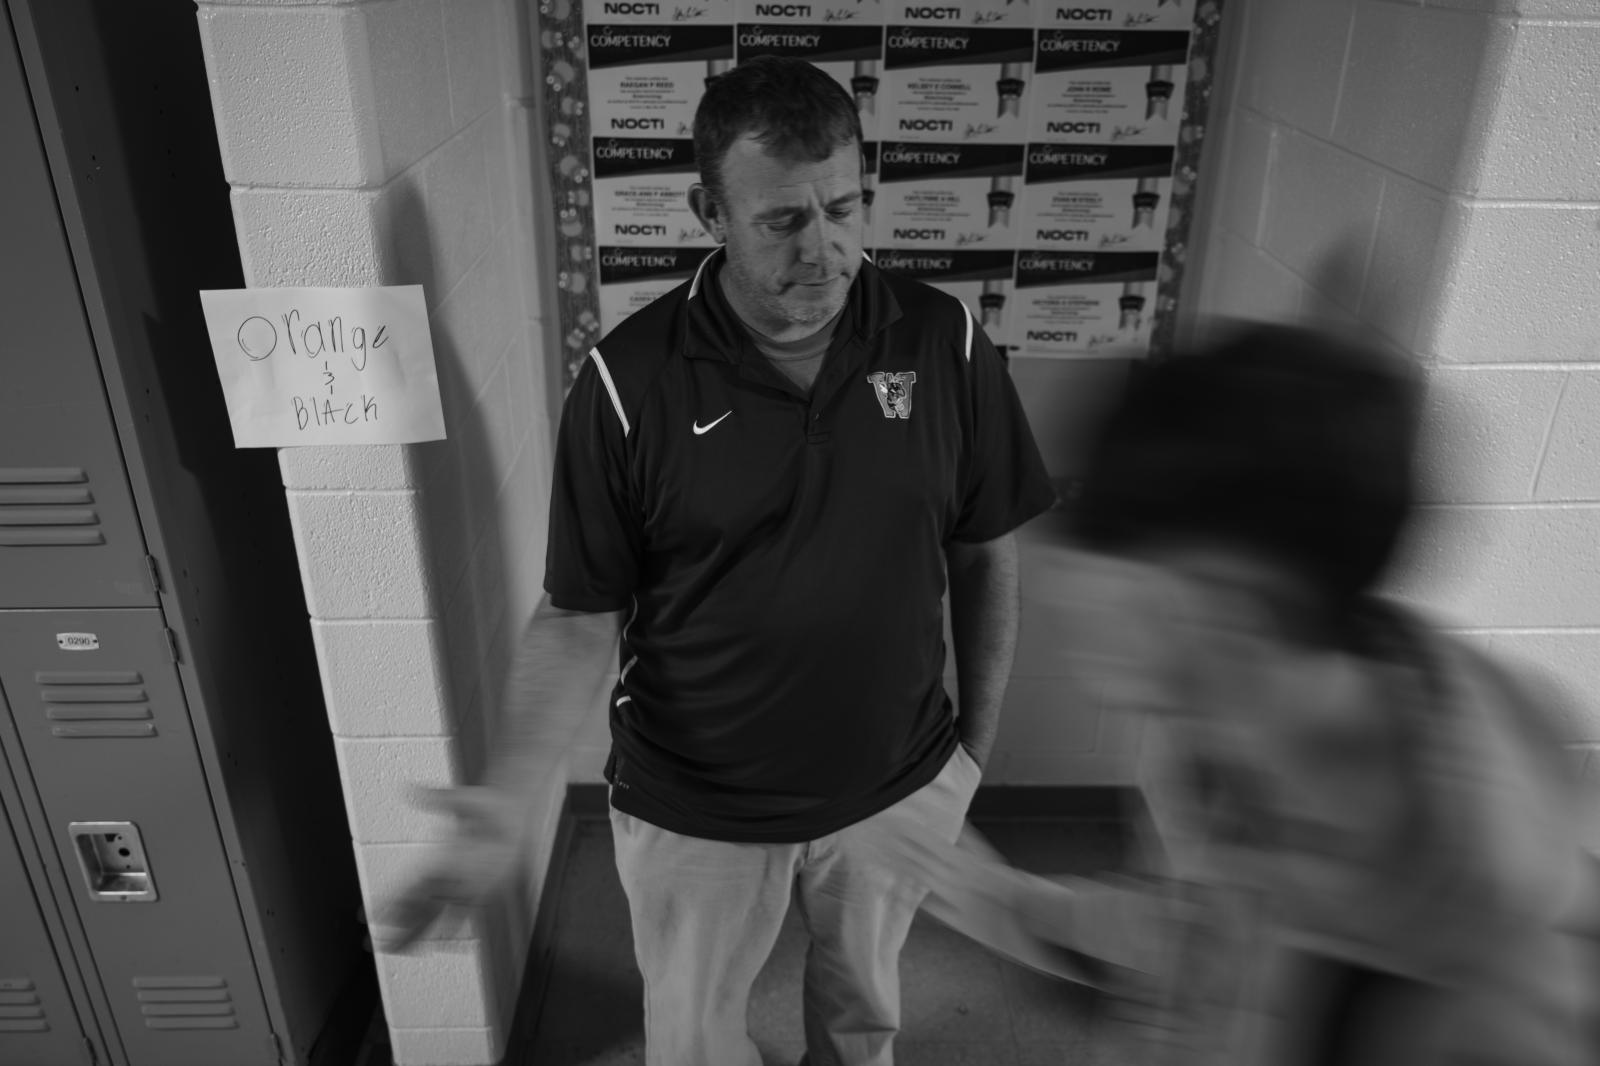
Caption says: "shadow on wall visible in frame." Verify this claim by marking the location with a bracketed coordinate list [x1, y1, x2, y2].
[374, 177, 527, 1020]
[383, 179, 514, 788]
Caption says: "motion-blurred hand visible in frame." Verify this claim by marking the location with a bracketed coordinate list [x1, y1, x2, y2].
[372, 785, 532, 954]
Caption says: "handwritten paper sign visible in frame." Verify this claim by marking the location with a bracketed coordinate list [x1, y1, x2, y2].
[198, 285, 447, 447]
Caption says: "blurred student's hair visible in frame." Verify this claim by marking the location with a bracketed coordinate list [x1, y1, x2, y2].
[1075, 322, 1423, 611]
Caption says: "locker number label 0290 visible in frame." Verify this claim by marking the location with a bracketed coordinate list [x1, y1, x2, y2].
[57, 632, 100, 651]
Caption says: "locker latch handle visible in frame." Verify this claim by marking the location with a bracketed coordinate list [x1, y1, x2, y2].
[68, 821, 158, 902]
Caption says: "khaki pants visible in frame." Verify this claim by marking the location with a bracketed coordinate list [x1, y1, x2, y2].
[610, 746, 982, 1066]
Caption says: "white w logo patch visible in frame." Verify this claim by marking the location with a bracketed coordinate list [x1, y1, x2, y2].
[867, 371, 917, 419]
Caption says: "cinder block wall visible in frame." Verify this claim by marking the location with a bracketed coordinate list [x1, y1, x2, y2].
[196, 2, 569, 1062]
[1187, 0, 1600, 781]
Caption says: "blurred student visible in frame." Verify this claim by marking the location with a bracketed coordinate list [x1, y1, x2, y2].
[872, 323, 1600, 1064]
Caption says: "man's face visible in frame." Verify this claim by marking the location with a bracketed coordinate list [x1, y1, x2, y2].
[691, 134, 864, 340]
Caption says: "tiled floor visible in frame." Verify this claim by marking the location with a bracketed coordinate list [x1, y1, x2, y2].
[521, 817, 1150, 1065]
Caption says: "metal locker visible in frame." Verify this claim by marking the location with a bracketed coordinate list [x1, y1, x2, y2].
[0, 1, 154, 612]
[0, 610, 278, 1066]
[0, 788, 95, 1066]
[0, 2, 373, 1064]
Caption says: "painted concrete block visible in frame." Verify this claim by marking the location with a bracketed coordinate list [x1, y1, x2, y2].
[1416, 368, 1565, 504]
[366, 0, 455, 176]
[279, 444, 418, 491]
[994, 679, 1101, 753]
[1332, 6, 1512, 192]
[507, 333, 539, 450]
[466, 518, 513, 685]
[379, 937, 501, 1033]
[313, 619, 453, 737]
[1425, 203, 1600, 364]
[425, 124, 495, 303]
[478, 363, 520, 500]
[434, 256, 497, 425]
[354, 841, 494, 944]
[497, 0, 538, 100]
[1216, 110, 1274, 244]
[1387, 505, 1600, 629]
[441, 544, 489, 713]
[445, 0, 502, 127]
[389, 1026, 503, 1066]
[481, 237, 521, 370]
[1007, 356, 1130, 479]
[231, 187, 390, 288]
[566, 742, 612, 783]
[995, 709, 1142, 785]
[287, 490, 434, 618]
[1201, 229, 1303, 324]
[1470, 631, 1600, 741]
[1474, 23, 1600, 200]
[335, 735, 463, 843]
[378, 167, 435, 297]
[1260, 130, 1382, 311]
[1360, 175, 1447, 349]
[1238, 0, 1356, 138]
[485, 110, 514, 238]
[1535, 372, 1600, 502]
[197, 5, 381, 187]
[1425, 0, 1600, 14]
[416, 450, 481, 611]
[509, 104, 555, 327]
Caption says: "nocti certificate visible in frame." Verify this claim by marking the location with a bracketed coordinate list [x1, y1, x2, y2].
[1034, 0, 1192, 31]
[1011, 250, 1158, 357]
[587, 23, 735, 140]
[1019, 143, 1173, 252]
[1028, 30, 1189, 145]
[873, 141, 1025, 249]
[874, 248, 1017, 348]
[882, 25, 1036, 144]
[597, 246, 717, 334]
[884, 0, 1032, 28]
[735, 21, 887, 140]
[591, 137, 715, 247]
[583, 0, 734, 23]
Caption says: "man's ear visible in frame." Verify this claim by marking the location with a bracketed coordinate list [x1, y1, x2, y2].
[688, 184, 726, 244]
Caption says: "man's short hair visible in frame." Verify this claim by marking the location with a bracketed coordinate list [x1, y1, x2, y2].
[1075, 323, 1423, 609]
[693, 56, 863, 206]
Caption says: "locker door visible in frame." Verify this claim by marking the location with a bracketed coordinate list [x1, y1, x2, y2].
[0, 609, 277, 1066]
[0, 8, 154, 610]
[0, 789, 94, 1066]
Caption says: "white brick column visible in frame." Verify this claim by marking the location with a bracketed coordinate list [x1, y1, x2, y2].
[1190, 0, 1600, 796]
[196, 2, 564, 1062]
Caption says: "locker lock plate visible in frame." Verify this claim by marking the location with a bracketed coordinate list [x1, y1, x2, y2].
[68, 821, 158, 902]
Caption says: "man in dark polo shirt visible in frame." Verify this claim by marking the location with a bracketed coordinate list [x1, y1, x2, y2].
[386, 56, 1055, 1065]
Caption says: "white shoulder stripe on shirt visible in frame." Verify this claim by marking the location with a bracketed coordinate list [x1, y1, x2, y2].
[962, 304, 975, 363]
[588, 347, 630, 437]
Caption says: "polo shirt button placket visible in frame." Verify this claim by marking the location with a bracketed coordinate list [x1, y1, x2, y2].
[806, 409, 829, 444]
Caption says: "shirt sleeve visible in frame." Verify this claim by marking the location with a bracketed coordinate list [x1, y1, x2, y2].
[950, 308, 1059, 543]
[543, 352, 642, 611]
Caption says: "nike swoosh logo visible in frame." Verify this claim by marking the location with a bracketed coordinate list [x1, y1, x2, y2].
[693, 411, 732, 435]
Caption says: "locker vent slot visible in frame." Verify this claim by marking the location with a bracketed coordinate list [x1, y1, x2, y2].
[0, 979, 48, 1033]
[38, 672, 155, 738]
[0, 468, 104, 546]
[134, 977, 237, 1030]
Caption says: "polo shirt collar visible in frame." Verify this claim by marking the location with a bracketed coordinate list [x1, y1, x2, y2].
[680, 249, 902, 363]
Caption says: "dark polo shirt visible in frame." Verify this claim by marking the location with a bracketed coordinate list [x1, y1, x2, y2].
[545, 250, 1055, 842]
